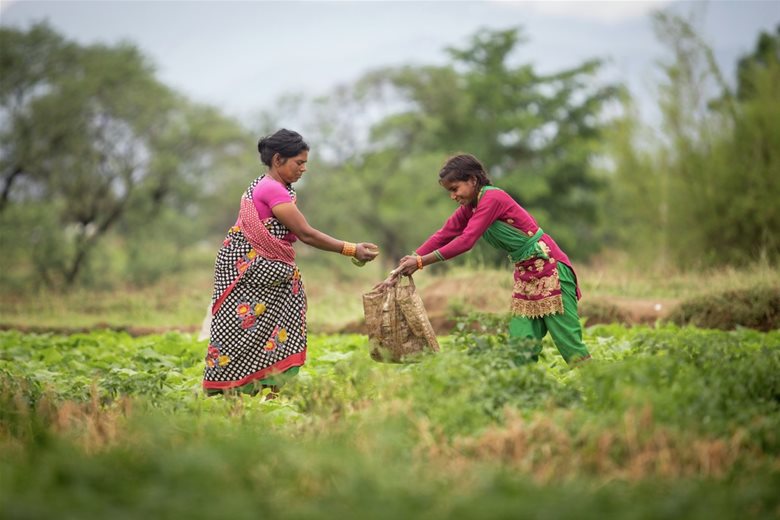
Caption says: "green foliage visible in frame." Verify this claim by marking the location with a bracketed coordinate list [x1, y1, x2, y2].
[1, 325, 779, 518]
[736, 25, 780, 102]
[666, 285, 780, 331]
[0, 330, 202, 406]
[294, 27, 620, 261]
[582, 325, 780, 451]
[0, 23, 256, 288]
[602, 16, 780, 267]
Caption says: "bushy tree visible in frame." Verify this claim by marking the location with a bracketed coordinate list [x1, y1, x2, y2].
[603, 15, 779, 268]
[296, 27, 620, 262]
[0, 23, 254, 287]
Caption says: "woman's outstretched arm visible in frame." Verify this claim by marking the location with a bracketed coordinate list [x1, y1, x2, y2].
[273, 202, 378, 262]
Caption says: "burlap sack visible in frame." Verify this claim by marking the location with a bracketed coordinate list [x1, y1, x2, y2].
[362, 276, 440, 363]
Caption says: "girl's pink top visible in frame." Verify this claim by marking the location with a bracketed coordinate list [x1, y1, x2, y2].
[415, 188, 574, 270]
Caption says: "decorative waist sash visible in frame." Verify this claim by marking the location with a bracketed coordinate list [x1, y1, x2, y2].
[507, 228, 547, 263]
[511, 255, 564, 318]
[482, 221, 550, 264]
[482, 222, 564, 318]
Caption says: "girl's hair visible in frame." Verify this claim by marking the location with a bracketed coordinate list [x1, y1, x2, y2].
[257, 128, 310, 167]
[438, 153, 492, 188]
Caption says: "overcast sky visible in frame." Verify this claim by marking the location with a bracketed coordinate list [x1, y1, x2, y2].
[2, 1, 778, 123]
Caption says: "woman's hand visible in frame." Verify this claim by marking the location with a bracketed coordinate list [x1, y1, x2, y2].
[355, 243, 380, 262]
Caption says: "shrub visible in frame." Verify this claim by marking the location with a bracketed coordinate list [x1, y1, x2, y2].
[665, 286, 780, 331]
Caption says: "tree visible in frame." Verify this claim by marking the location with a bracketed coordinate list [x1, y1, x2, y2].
[0, 23, 255, 287]
[295, 27, 620, 262]
[0, 23, 76, 212]
[604, 13, 779, 268]
[736, 25, 780, 101]
[725, 25, 780, 261]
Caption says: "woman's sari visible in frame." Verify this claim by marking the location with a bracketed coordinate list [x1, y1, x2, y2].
[202, 176, 307, 393]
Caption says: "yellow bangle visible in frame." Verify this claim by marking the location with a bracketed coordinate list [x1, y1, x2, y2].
[341, 242, 357, 257]
[416, 255, 423, 270]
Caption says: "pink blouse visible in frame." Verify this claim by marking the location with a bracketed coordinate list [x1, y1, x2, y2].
[249, 175, 297, 242]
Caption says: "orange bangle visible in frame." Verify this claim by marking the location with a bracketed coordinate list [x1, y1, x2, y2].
[341, 242, 357, 257]
[416, 255, 423, 270]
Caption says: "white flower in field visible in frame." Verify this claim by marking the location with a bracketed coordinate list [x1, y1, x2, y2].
[654, 303, 663, 312]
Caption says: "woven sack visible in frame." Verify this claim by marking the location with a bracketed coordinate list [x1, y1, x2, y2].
[362, 276, 440, 363]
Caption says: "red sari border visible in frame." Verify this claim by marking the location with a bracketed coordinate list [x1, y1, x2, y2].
[202, 351, 307, 390]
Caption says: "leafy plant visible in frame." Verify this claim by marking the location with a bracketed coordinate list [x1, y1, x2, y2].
[1, 325, 779, 518]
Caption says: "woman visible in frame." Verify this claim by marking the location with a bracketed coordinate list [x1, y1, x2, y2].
[203, 129, 378, 396]
[386, 153, 591, 365]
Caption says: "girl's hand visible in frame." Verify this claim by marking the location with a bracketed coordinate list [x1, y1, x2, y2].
[355, 243, 380, 262]
[393, 255, 420, 276]
[373, 272, 400, 291]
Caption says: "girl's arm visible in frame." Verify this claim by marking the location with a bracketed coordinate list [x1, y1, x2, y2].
[428, 191, 504, 260]
[378, 207, 470, 286]
[415, 205, 471, 256]
[392, 192, 505, 276]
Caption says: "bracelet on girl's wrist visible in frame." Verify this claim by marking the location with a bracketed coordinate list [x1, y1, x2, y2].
[416, 255, 423, 270]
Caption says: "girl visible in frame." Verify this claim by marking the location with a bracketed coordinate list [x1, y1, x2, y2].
[387, 153, 591, 365]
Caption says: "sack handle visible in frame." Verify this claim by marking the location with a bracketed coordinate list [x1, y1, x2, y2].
[368, 273, 417, 294]
[387, 268, 416, 289]
[397, 274, 415, 288]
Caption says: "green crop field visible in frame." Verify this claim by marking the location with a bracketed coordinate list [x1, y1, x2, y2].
[3, 7, 779, 519]
[2, 319, 778, 519]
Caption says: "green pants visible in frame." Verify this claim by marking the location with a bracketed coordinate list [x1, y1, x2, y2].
[508, 263, 591, 365]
